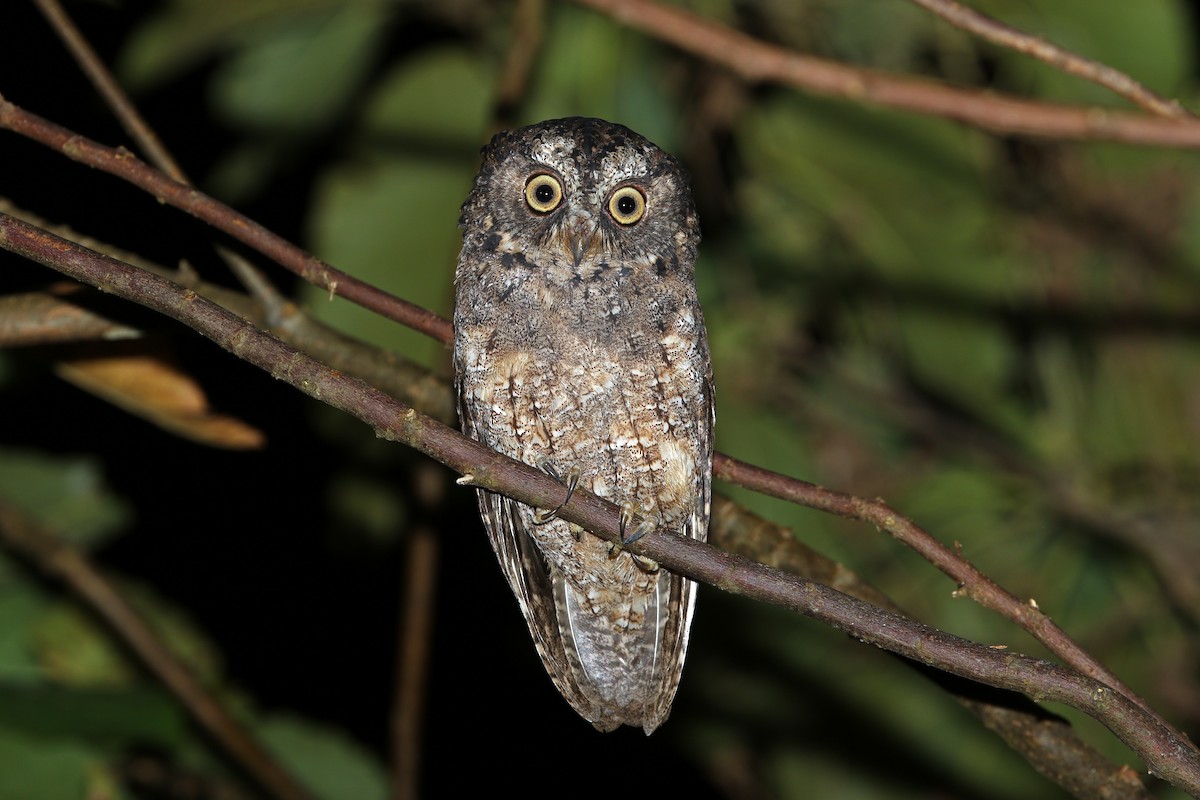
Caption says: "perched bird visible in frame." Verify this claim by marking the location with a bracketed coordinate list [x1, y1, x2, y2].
[453, 117, 713, 733]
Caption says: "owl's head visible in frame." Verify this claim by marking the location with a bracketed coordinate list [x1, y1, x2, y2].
[459, 117, 699, 278]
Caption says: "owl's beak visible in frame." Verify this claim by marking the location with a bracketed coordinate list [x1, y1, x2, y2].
[559, 212, 600, 267]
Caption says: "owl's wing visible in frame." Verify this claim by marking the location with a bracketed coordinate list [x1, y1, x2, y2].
[642, 369, 714, 733]
[474, 489, 628, 729]
[457, 388, 615, 728]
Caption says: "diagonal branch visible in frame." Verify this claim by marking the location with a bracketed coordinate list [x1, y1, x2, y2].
[0, 499, 316, 800]
[905, 0, 1188, 118]
[710, 498, 1154, 800]
[3, 213, 1199, 797]
[32, 0, 190, 181]
[569, 0, 1200, 148]
[0, 95, 452, 344]
[712, 458, 1158, 718]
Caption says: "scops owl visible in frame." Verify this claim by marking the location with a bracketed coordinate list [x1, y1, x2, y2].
[453, 117, 713, 733]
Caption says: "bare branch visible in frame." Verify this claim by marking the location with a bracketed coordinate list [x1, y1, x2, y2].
[0, 499, 316, 800]
[711, 497, 1155, 800]
[3, 213, 1198, 796]
[0, 95, 453, 344]
[905, 0, 1188, 118]
[569, 0, 1200, 148]
[32, 0, 190, 181]
[712, 456, 1158, 717]
[391, 523, 438, 800]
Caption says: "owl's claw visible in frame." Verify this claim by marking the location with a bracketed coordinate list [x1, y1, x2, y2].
[618, 503, 657, 544]
[632, 554, 660, 574]
[613, 506, 659, 571]
[532, 461, 581, 524]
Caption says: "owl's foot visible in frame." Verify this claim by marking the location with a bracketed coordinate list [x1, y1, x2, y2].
[532, 461, 581, 524]
[606, 541, 658, 569]
[632, 554, 660, 573]
[618, 503, 657, 544]
[608, 509, 661, 573]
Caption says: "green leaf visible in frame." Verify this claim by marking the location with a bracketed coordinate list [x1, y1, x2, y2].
[0, 586, 48, 685]
[0, 448, 130, 551]
[361, 48, 493, 146]
[523, 4, 678, 149]
[0, 724, 104, 799]
[304, 154, 468, 367]
[32, 582, 222, 689]
[119, 0, 388, 89]
[212, 4, 391, 131]
[0, 685, 185, 749]
[258, 714, 387, 800]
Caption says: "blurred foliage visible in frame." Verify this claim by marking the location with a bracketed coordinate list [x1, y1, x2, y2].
[2, 0, 1199, 798]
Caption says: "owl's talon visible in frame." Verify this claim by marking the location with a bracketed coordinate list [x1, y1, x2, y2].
[532, 462, 581, 524]
[619, 503, 658, 545]
[607, 541, 623, 559]
[632, 555, 660, 574]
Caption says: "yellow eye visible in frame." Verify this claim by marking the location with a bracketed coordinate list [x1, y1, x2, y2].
[524, 174, 563, 213]
[608, 186, 646, 225]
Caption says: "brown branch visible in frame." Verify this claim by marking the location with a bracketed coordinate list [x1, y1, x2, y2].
[391, 523, 438, 800]
[0, 96, 453, 344]
[4, 213, 1199, 797]
[569, 0, 1200, 148]
[905, 0, 1188, 118]
[493, 0, 547, 126]
[711, 457, 1163, 712]
[0, 499, 316, 800]
[32, 0, 191, 181]
[710, 497, 1154, 800]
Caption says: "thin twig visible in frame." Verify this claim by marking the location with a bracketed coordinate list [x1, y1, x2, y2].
[493, 0, 546, 126]
[711, 456, 1162, 713]
[0, 499, 316, 800]
[391, 525, 438, 800]
[569, 0, 1200, 147]
[0, 96, 452, 344]
[710, 497, 1154, 800]
[33, 0, 190, 181]
[3, 215, 1199, 796]
[905, 0, 1188, 118]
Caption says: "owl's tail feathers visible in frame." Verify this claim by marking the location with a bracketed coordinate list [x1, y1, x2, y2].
[553, 569, 676, 733]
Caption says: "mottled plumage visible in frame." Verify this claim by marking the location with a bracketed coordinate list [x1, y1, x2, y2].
[453, 117, 713, 733]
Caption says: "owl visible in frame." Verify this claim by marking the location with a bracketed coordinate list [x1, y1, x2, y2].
[453, 117, 713, 733]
